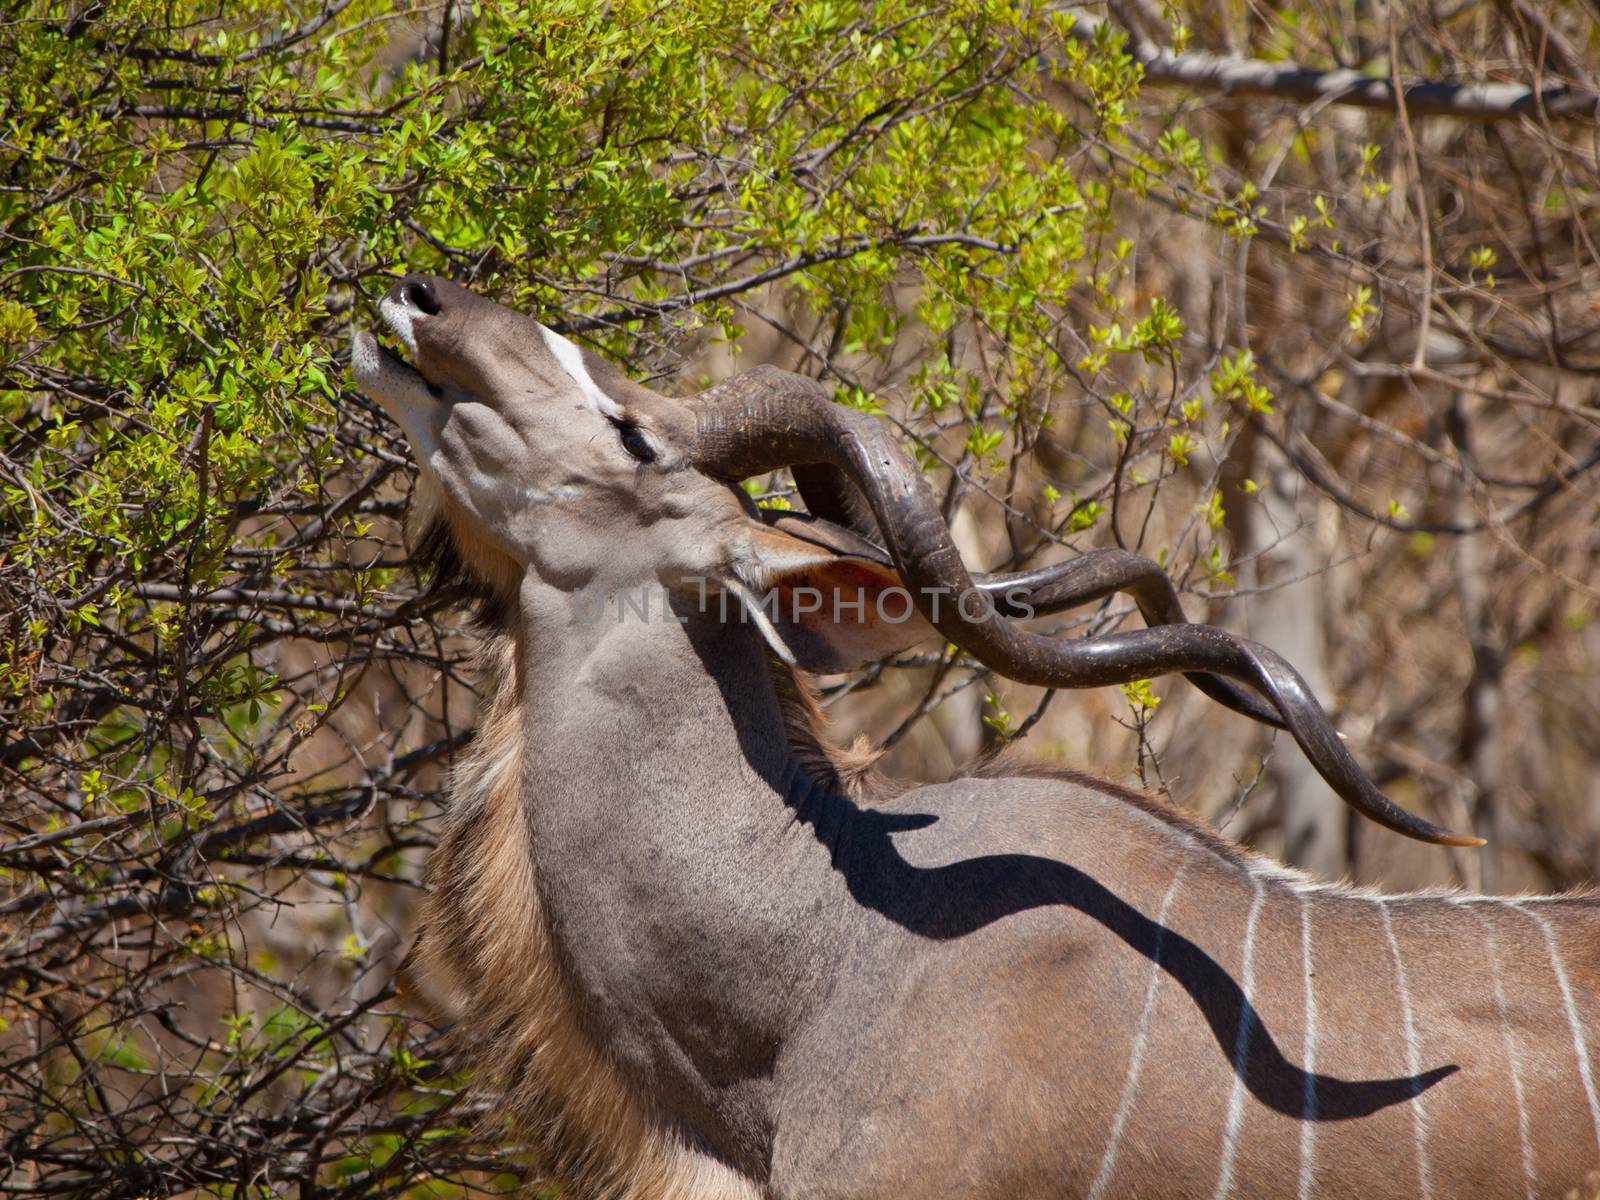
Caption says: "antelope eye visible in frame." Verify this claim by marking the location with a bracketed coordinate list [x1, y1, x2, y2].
[617, 421, 657, 464]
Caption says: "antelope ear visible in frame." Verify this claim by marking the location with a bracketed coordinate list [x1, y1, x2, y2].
[729, 521, 935, 673]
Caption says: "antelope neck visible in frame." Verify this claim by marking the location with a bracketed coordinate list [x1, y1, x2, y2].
[510, 576, 858, 1171]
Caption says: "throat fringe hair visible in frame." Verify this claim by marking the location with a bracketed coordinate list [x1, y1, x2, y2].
[766, 661, 899, 803]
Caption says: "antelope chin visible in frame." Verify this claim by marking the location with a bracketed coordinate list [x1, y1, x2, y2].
[351, 329, 438, 417]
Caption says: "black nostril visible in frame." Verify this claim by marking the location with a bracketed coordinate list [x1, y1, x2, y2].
[405, 279, 440, 316]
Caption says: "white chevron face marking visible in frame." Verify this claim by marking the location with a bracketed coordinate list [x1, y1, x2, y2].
[1088, 856, 1190, 1200]
[1212, 878, 1266, 1200]
[1378, 901, 1433, 1200]
[538, 325, 626, 419]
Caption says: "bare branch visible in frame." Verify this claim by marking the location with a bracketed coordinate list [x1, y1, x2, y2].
[1068, 12, 1597, 120]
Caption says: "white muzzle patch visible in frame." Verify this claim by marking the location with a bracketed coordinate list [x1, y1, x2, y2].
[378, 293, 420, 356]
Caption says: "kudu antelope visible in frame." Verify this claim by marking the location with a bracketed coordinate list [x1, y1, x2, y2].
[352, 275, 1598, 1200]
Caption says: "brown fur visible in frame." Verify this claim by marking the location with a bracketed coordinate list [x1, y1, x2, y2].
[771, 663, 1252, 874]
[961, 746, 1255, 871]
[768, 664, 905, 804]
[411, 485, 521, 628]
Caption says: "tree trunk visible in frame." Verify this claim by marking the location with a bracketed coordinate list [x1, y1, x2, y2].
[1247, 446, 1350, 878]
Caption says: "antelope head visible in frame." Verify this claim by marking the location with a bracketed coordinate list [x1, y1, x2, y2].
[351, 273, 1478, 848]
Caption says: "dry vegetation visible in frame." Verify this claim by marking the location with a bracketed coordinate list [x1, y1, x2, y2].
[2, 0, 1597, 1194]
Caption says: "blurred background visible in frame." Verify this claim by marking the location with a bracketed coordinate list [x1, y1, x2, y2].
[2, 0, 1597, 1193]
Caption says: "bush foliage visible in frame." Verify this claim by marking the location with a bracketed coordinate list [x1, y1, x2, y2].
[2, 1, 1596, 1194]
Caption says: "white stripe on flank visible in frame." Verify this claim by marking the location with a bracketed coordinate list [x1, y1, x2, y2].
[1464, 904, 1536, 1199]
[538, 324, 626, 419]
[1212, 877, 1266, 1200]
[1514, 902, 1600, 1153]
[1377, 901, 1433, 1200]
[1086, 856, 1190, 1200]
[1297, 894, 1317, 1200]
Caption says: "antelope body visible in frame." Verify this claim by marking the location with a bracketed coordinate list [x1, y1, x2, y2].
[352, 275, 1600, 1199]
